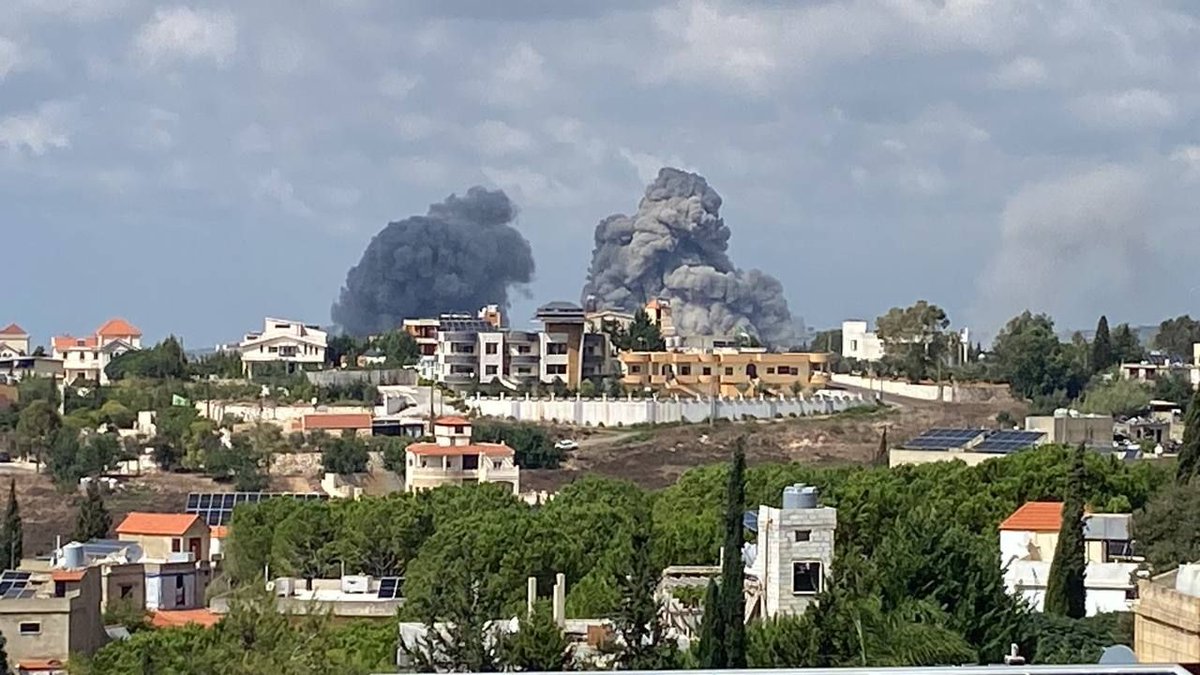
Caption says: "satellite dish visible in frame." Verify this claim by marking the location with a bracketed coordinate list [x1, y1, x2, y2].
[1098, 645, 1136, 665]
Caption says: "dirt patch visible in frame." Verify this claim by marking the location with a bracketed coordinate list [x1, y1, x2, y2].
[522, 397, 1027, 492]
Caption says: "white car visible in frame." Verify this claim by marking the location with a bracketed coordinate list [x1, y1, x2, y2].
[554, 439, 580, 451]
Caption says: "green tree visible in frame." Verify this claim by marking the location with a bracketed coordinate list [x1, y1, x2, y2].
[613, 511, 676, 670]
[16, 399, 61, 468]
[719, 441, 747, 667]
[1079, 378, 1151, 417]
[498, 603, 572, 671]
[1176, 386, 1200, 483]
[0, 629, 8, 675]
[1090, 316, 1112, 373]
[373, 331, 421, 366]
[875, 301, 950, 382]
[1044, 446, 1086, 619]
[607, 309, 666, 352]
[990, 312, 1083, 402]
[811, 329, 842, 354]
[1111, 323, 1144, 365]
[1134, 477, 1200, 569]
[321, 432, 369, 474]
[1155, 372, 1195, 412]
[1154, 315, 1200, 361]
[377, 436, 414, 473]
[75, 480, 113, 542]
[0, 481, 21, 569]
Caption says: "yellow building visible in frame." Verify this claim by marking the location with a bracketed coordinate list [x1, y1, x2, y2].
[619, 349, 830, 397]
[1135, 565, 1200, 663]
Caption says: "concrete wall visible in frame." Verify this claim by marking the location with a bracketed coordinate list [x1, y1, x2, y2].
[1136, 572, 1200, 663]
[304, 368, 417, 387]
[758, 505, 837, 618]
[1026, 415, 1112, 446]
[888, 448, 1002, 468]
[462, 390, 865, 426]
[831, 373, 1013, 404]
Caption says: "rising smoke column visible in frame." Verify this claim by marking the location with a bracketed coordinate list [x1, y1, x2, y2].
[332, 187, 534, 336]
[582, 168, 795, 344]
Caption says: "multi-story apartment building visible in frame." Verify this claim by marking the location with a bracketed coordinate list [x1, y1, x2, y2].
[238, 317, 327, 375]
[619, 348, 830, 397]
[52, 319, 142, 385]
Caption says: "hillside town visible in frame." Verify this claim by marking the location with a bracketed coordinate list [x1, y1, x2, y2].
[1, 298, 1200, 673]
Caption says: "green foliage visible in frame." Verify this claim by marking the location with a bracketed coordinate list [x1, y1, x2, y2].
[876, 301, 951, 382]
[613, 507, 678, 670]
[606, 309, 666, 352]
[1022, 612, 1132, 664]
[1176, 387, 1200, 483]
[0, 628, 9, 674]
[1134, 477, 1200, 569]
[1044, 447, 1087, 619]
[696, 579, 724, 668]
[205, 433, 269, 491]
[16, 399, 60, 463]
[1154, 372, 1195, 412]
[376, 435, 414, 473]
[1154, 315, 1200, 361]
[321, 431, 369, 474]
[470, 419, 563, 469]
[1091, 316, 1114, 373]
[990, 311, 1086, 402]
[497, 603, 572, 671]
[47, 430, 121, 486]
[1079, 377, 1151, 417]
[0, 481, 20, 570]
[75, 480, 113, 542]
[105, 336, 188, 381]
[1111, 323, 1144, 365]
[718, 442, 746, 668]
[188, 349, 243, 379]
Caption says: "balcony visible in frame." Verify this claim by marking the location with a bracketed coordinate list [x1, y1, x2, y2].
[443, 354, 477, 366]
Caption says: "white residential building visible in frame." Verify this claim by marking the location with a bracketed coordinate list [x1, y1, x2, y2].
[0, 323, 30, 358]
[999, 501, 1140, 616]
[53, 319, 143, 385]
[404, 416, 519, 494]
[239, 318, 327, 376]
[745, 484, 837, 619]
[841, 320, 885, 362]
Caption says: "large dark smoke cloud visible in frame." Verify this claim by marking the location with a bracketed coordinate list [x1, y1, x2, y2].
[333, 187, 534, 335]
[582, 168, 795, 345]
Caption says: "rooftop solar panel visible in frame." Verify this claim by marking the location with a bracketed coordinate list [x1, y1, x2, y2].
[185, 492, 327, 526]
[974, 430, 1045, 453]
[901, 428, 987, 450]
[377, 577, 403, 599]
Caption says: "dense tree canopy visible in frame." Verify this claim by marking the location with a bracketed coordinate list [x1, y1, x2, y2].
[1155, 315, 1200, 361]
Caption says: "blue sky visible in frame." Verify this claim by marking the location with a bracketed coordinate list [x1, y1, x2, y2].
[3, 0, 1200, 348]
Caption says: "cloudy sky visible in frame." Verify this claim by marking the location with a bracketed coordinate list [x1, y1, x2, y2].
[4, 0, 1200, 348]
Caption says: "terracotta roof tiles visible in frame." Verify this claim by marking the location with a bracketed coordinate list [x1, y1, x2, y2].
[999, 501, 1063, 532]
[0, 323, 26, 336]
[434, 415, 471, 426]
[96, 318, 142, 337]
[115, 512, 204, 537]
[407, 442, 513, 458]
[151, 609, 221, 629]
[302, 413, 373, 430]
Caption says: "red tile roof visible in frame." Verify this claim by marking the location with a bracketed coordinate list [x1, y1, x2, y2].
[96, 318, 142, 337]
[434, 415, 471, 426]
[51, 569, 85, 582]
[151, 609, 221, 629]
[115, 512, 204, 537]
[17, 659, 66, 672]
[0, 323, 26, 336]
[53, 335, 98, 352]
[407, 442, 513, 458]
[999, 501, 1063, 532]
[303, 413, 373, 430]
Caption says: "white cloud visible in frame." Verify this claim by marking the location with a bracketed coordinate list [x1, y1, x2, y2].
[254, 169, 313, 218]
[989, 56, 1047, 89]
[9, 0, 130, 21]
[473, 120, 534, 156]
[1072, 88, 1176, 130]
[477, 41, 548, 107]
[0, 38, 25, 80]
[134, 7, 238, 68]
[650, 0, 778, 93]
[481, 165, 583, 209]
[0, 102, 72, 156]
[394, 114, 441, 143]
[618, 148, 693, 185]
[377, 70, 419, 99]
[390, 155, 451, 187]
[258, 30, 305, 76]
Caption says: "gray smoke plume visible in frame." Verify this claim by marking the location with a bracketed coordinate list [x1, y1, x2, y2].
[582, 168, 795, 344]
[332, 187, 534, 335]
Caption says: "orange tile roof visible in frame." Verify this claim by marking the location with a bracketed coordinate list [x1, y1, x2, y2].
[115, 512, 204, 537]
[210, 525, 229, 539]
[51, 569, 85, 582]
[53, 335, 98, 352]
[407, 442, 513, 458]
[96, 318, 142, 337]
[17, 659, 66, 672]
[151, 609, 221, 629]
[434, 415, 471, 426]
[0, 323, 26, 336]
[999, 501, 1063, 532]
[303, 413, 373, 430]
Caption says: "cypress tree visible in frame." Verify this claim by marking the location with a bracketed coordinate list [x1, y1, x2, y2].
[719, 440, 747, 667]
[1176, 386, 1200, 484]
[0, 481, 21, 570]
[1044, 445, 1087, 618]
[1091, 315, 1113, 373]
[0, 630, 8, 675]
[75, 480, 113, 542]
[696, 578, 725, 668]
[873, 427, 889, 467]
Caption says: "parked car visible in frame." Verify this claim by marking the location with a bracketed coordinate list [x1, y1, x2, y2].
[554, 439, 579, 451]
[0, 452, 11, 463]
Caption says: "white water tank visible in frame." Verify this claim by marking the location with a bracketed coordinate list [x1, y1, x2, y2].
[342, 575, 371, 594]
[61, 542, 85, 569]
[783, 484, 818, 509]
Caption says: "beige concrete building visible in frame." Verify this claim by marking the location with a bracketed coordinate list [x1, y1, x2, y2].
[1135, 565, 1200, 663]
[620, 349, 830, 397]
[1024, 412, 1113, 447]
[745, 485, 837, 619]
[0, 324, 30, 358]
[404, 416, 519, 494]
[116, 513, 211, 562]
[0, 568, 107, 672]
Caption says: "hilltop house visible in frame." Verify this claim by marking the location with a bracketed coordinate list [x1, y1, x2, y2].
[52, 319, 142, 385]
[0, 324, 30, 358]
[238, 318, 327, 376]
[404, 416, 519, 494]
[999, 501, 1140, 616]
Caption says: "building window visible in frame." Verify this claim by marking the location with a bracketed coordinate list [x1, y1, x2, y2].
[629, 365, 642, 374]
[547, 364, 567, 375]
[792, 561, 822, 595]
[702, 367, 712, 376]
[1125, 587, 1139, 601]
[1104, 539, 1132, 562]
[455, 426, 464, 434]
[171, 538, 182, 553]
[120, 584, 134, 599]
[766, 367, 776, 374]
[679, 365, 691, 376]
[546, 343, 569, 355]
[485, 343, 498, 355]
[724, 367, 734, 376]
[794, 529, 811, 542]
[485, 365, 498, 376]
[19, 622, 40, 636]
